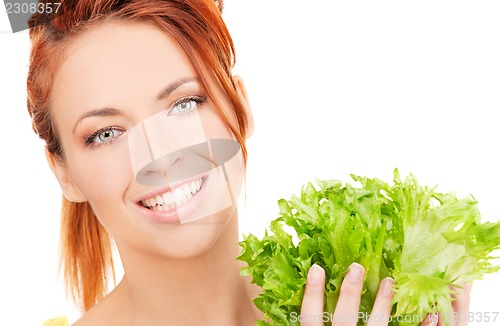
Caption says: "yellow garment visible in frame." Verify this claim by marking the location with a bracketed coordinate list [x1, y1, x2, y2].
[42, 316, 69, 326]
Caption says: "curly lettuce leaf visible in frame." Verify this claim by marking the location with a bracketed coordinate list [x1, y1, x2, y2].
[237, 170, 500, 326]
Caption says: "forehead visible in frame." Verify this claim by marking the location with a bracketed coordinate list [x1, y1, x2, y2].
[51, 21, 196, 113]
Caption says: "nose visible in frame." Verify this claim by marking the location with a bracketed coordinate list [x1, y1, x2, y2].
[136, 156, 169, 186]
[135, 143, 214, 186]
[134, 140, 241, 187]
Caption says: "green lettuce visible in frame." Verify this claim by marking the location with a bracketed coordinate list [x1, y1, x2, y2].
[237, 170, 500, 325]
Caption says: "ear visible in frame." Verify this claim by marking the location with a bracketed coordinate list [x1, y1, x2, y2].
[232, 75, 254, 138]
[45, 149, 87, 203]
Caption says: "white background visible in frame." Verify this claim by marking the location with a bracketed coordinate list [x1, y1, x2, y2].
[1, 0, 499, 324]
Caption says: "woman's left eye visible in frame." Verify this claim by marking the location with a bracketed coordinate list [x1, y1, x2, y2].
[85, 127, 123, 146]
[168, 96, 206, 116]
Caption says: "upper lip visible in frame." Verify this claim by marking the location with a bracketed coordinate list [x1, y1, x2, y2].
[135, 172, 207, 203]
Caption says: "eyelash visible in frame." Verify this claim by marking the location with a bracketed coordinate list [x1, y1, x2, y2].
[83, 95, 207, 148]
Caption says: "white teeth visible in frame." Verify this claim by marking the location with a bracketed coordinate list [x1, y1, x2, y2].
[173, 187, 184, 201]
[163, 192, 174, 205]
[140, 178, 204, 210]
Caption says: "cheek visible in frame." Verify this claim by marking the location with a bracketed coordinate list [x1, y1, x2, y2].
[199, 107, 234, 140]
[67, 142, 133, 211]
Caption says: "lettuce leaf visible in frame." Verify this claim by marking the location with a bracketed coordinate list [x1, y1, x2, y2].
[237, 170, 500, 326]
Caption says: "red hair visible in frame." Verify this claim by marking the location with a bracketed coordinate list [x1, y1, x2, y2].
[27, 0, 248, 311]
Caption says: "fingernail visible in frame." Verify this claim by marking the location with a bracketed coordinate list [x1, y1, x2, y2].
[428, 313, 438, 326]
[347, 263, 364, 282]
[381, 277, 395, 296]
[308, 264, 323, 284]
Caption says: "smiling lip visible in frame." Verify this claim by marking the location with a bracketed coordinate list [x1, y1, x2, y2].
[135, 173, 209, 224]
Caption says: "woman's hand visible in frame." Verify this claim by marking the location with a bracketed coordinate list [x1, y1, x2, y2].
[300, 263, 394, 326]
[299, 263, 472, 326]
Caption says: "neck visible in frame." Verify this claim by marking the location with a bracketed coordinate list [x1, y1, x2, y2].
[110, 212, 261, 325]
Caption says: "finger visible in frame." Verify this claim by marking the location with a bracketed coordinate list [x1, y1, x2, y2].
[451, 283, 472, 326]
[300, 264, 326, 326]
[332, 263, 365, 326]
[449, 303, 457, 326]
[420, 313, 439, 326]
[367, 277, 395, 326]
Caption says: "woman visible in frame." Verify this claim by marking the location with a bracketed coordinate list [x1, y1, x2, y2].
[28, 0, 470, 325]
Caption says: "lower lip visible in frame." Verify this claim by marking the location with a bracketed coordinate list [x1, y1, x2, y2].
[136, 176, 209, 224]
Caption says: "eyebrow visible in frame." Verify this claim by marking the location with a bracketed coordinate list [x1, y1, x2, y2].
[73, 77, 199, 134]
[72, 108, 122, 134]
[156, 77, 199, 101]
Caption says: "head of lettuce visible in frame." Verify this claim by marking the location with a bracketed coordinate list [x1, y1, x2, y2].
[237, 169, 500, 326]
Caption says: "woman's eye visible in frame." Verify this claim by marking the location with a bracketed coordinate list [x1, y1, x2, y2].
[85, 127, 123, 146]
[168, 97, 205, 116]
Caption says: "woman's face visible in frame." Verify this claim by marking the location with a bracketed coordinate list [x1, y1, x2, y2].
[48, 21, 247, 258]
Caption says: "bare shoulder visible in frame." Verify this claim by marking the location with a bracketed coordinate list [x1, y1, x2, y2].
[71, 305, 111, 326]
[72, 305, 125, 326]
[72, 289, 127, 326]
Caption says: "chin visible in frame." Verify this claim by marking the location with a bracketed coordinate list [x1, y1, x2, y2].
[145, 206, 237, 260]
